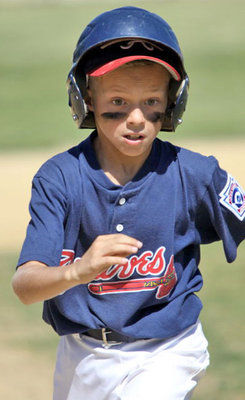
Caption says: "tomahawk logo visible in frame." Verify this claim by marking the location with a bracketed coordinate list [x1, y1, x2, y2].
[59, 249, 75, 266]
[88, 246, 177, 300]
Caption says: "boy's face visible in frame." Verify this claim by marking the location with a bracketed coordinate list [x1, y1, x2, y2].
[87, 63, 170, 160]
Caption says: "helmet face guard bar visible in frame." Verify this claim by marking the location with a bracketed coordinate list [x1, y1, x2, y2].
[67, 6, 189, 132]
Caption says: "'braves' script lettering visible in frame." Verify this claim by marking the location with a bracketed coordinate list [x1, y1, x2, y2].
[59, 246, 178, 300]
[95, 247, 167, 281]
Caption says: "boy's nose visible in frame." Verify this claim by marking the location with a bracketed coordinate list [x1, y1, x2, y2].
[126, 107, 145, 129]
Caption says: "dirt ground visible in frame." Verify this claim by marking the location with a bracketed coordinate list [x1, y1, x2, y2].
[1, 139, 244, 400]
[1, 138, 244, 253]
[0, 346, 55, 399]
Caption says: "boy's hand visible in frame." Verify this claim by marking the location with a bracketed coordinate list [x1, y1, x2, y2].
[66, 234, 143, 284]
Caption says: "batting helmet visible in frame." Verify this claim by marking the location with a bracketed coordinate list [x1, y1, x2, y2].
[67, 6, 189, 132]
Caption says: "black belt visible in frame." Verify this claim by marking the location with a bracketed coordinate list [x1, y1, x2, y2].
[81, 328, 143, 347]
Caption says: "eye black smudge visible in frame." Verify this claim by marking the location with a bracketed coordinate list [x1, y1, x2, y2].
[148, 112, 165, 123]
[101, 112, 127, 120]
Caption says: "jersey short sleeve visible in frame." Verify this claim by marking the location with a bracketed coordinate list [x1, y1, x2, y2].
[194, 161, 245, 262]
[17, 162, 68, 267]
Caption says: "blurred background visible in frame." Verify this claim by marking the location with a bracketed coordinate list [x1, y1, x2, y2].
[1, 0, 244, 398]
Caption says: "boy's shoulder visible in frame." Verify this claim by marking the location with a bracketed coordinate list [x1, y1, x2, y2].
[160, 139, 220, 187]
[34, 138, 89, 183]
[163, 140, 218, 173]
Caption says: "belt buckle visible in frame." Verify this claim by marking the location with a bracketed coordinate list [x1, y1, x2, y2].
[101, 328, 122, 349]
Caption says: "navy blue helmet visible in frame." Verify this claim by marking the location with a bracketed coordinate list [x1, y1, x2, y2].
[67, 6, 189, 131]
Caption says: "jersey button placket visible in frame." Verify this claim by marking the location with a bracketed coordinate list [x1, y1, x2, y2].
[114, 197, 127, 232]
[110, 193, 133, 234]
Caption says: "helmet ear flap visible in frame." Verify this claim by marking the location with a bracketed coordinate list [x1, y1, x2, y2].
[162, 76, 189, 132]
[67, 73, 87, 128]
[67, 73, 97, 129]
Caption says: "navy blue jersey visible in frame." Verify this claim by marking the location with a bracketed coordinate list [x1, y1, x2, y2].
[17, 132, 245, 338]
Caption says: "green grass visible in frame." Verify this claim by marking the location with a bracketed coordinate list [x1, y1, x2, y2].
[1, 0, 245, 149]
[1, 241, 245, 399]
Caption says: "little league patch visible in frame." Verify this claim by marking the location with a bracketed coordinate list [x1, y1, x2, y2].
[219, 174, 245, 221]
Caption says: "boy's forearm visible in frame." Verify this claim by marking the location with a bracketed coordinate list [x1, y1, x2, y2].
[12, 262, 79, 305]
[12, 234, 142, 305]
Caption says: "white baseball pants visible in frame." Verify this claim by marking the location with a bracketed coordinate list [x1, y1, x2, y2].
[53, 320, 209, 400]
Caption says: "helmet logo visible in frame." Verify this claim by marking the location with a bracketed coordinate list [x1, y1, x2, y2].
[101, 39, 163, 52]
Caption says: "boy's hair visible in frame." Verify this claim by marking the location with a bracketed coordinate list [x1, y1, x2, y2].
[67, 6, 189, 132]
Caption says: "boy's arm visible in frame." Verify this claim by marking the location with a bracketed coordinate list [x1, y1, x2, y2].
[12, 234, 142, 305]
[194, 164, 245, 262]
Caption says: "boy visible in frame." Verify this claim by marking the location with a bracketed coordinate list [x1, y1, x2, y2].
[12, 6, 245, 400]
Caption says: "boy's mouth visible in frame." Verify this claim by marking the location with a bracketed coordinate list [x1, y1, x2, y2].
[124, 134, 144, 141]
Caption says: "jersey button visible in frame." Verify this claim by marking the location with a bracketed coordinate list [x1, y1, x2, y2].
[116, 224, 124, 232]
[119, 197, 126, 205]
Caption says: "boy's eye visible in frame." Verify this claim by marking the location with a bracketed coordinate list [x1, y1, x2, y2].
[112, 98, 125, 106]
[145, 98, 159, 106]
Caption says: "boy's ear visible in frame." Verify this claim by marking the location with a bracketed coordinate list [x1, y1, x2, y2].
[84, 90, 94, 111]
